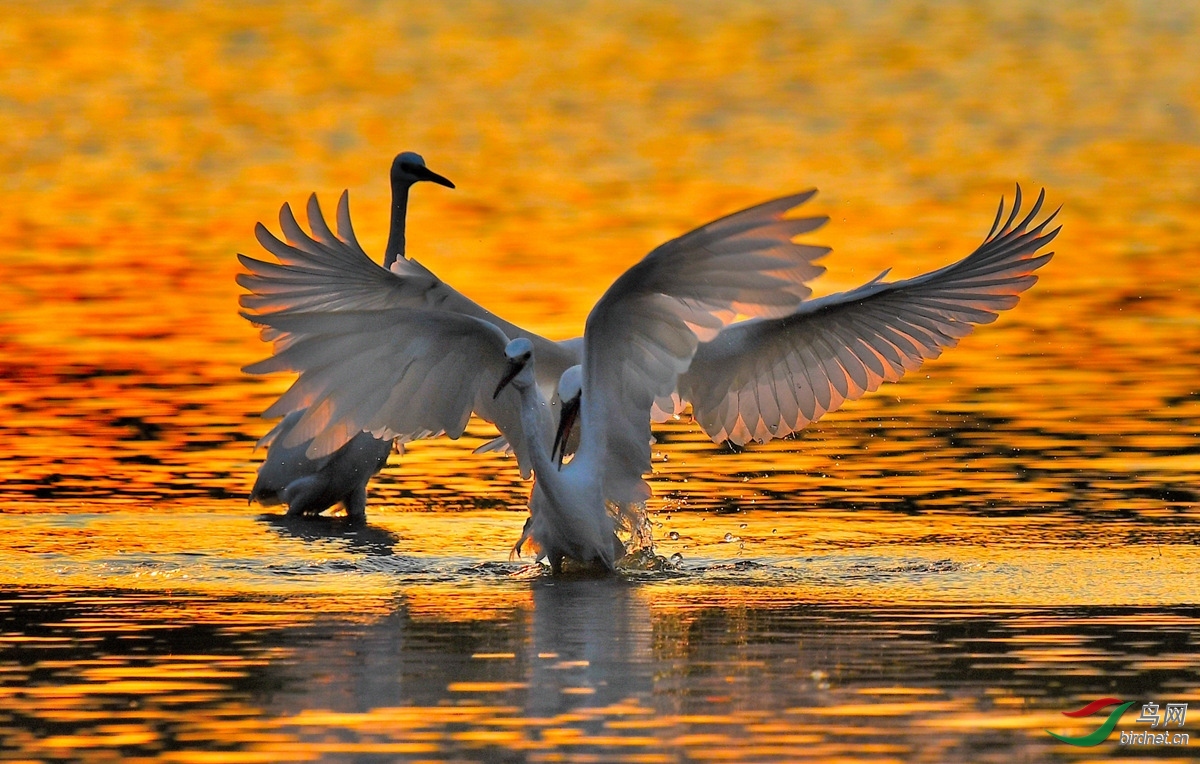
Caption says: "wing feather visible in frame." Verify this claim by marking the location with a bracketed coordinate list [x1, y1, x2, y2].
[680, 186, 1059, 445]
[238, 191, 580, 389]
[241, 308, 528, 466]
[335, 191, 364, 251]
[577, 191, 830, 506]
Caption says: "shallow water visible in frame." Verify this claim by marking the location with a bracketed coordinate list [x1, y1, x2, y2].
[2, 0, 1199, 760]
[2, 535, 1199, 762]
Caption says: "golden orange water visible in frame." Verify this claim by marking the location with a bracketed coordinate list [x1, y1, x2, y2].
[1, 1, 1198, 761]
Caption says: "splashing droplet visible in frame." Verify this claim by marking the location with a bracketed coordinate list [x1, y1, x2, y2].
[668, 531, 679, 541]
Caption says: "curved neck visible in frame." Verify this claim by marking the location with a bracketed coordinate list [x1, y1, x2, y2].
[383, 182, 411, 269]
[516, 383, 559, 483]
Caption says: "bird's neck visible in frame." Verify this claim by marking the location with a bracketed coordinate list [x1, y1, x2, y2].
[518, 381, 614, 569]
[516, 382, 559, 483]
[383, 183, 411, 269]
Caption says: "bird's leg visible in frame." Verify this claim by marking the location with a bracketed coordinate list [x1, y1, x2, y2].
[282, 476, 325, 517]
[510, 517, 534, 561]
[549, 553, 564, 575]
[343, 486, 368, 523]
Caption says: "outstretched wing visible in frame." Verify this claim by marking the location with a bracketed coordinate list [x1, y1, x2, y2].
[678, 186, 1060, 445]
[237, 191, 580, 394]
[242, 308, 540, 475]
[576, 191, 830, 506]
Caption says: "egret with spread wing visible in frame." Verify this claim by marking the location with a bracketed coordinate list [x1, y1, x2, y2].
[244, 152, 454, 519]
[499, 188, 1059, 570]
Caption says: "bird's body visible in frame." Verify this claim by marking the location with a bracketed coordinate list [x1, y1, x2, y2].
[240, 155, 1059, 569]
[249, 409, 393, 520]
[498, 348, 625, 570]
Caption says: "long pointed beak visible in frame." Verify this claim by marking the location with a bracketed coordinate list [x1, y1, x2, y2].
[402, 162, 455, 189]
[552, 394, 580, 470]
[493, 359, 525, 399]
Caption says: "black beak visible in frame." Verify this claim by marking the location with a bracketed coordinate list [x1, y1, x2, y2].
[552, 393, 580, 470]
[493, 358, 525, 399]
[401, 162, 455, 189]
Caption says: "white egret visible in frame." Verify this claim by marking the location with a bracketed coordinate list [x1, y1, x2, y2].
[546, 187, 1059, 454]
[497, 189, 1058, 571]
[245, 152, 453, 519]
[239, 166, 1058, 569]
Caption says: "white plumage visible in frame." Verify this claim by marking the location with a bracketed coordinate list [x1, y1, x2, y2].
[239, 157, 1058, 569]
[674, 187, 1059, 444]
[239, 173, 826, 476]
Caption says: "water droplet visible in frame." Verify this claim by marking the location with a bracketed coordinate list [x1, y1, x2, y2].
[739, 523, 747, 529]
[669, 552, 683, 563]
[723, 532, 735, 543]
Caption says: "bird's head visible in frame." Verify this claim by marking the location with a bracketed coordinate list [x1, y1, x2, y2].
[494, 338, 535, 398]
[552, 365, 582, 469]
[390, 151, 455, 190]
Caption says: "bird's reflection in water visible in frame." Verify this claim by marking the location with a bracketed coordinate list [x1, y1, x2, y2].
[527, 577, 652, 716]
[258, 513, 401, 556]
